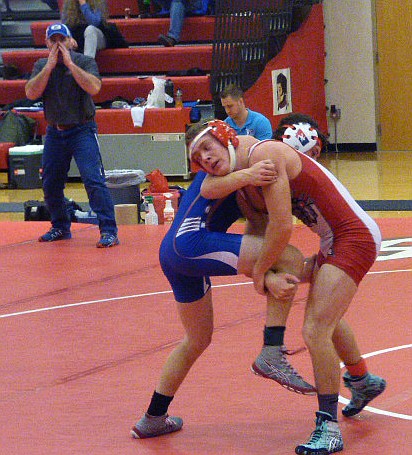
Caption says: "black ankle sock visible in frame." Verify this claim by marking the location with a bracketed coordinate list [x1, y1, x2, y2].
[147, 391, 174, 417]
[318, 393, 339, 421]
[263, 326, 285, 346]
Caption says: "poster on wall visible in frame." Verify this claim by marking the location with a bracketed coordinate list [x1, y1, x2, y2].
[272, 68, 292, 115]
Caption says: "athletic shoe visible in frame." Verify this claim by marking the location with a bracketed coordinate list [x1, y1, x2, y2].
[39, 227, 71, 242]
[158, 34, 177, 47]
[342, 371, 386, 417]
[295, 411, 343, 455]
[251, 345, 317, 395]
[96, 233, 119, 248]
[130, 413, 183, 439]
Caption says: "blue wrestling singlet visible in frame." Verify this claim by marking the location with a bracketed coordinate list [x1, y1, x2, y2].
[159, 171, 243, 303]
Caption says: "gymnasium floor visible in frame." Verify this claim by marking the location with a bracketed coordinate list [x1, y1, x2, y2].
[0, 151, 411, 454]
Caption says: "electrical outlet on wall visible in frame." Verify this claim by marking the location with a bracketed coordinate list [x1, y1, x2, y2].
[330, 105, 341, 119]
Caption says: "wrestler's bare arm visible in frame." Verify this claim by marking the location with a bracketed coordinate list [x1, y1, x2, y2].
[249, 145, 294, 295]
[201, 159, 277, 199]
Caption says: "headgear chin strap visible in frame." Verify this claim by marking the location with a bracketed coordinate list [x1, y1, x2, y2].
[226, 141, 236, 172]
[189, 120, 239, 172]
[281, 122, 321, 154]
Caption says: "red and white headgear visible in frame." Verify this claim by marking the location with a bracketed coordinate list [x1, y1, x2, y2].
[188, 120, 239, 172]
[281, 122, 321, 154]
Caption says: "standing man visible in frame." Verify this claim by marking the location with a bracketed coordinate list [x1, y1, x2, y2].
[25, 23, 119, 248]
[220, 84, 273, 140]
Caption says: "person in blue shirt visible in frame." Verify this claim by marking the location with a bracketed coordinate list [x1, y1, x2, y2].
[61, 0, 127, 58]
[62, 0, 107, 58]
[220, 84, 273, 140]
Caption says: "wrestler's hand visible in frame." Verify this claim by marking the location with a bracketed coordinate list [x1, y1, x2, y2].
[246, 159, 277, 187]
[252, 269, 266, 296]
[264, 272, 300, 301]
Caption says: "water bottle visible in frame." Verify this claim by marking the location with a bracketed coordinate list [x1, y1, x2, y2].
[164, 79, 175, 108]
[163, 198, 175, 224]
[145, 203, 158, 225]
[175, 88, 183, 108]
[141, 195, 152, 223]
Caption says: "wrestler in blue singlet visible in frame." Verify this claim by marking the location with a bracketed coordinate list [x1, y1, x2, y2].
[159, 171, 244, 303]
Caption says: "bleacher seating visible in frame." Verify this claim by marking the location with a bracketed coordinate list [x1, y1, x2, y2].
[1, 45, 212, 76]
[0, 1, 216, 171]
[103, 0, 140, 18]
[57, 0, 141, 18]
[0, 76, 212, 106]
[0, 1, 325, 174]
[17, 108, 191, 136]
[0, 106, 191, 173]
[31, 17, 215, 47]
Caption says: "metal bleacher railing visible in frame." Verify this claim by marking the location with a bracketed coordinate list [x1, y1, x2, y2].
[210, 0, 322, 105]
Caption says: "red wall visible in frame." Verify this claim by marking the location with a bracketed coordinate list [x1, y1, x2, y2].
[244, 4, 327, 135]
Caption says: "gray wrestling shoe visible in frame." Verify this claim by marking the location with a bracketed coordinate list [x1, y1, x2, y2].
[251, 345, 317, 395]
[295, 411, 343, 455]
[342, 371, 386, 417]
[130, 413, 183, 439]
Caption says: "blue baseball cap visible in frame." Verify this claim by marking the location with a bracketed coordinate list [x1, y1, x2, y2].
[46, 23, 71, 39]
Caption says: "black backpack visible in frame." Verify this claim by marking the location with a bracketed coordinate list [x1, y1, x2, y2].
[0, 111, 37, 146]
[24, 199, 85, 222]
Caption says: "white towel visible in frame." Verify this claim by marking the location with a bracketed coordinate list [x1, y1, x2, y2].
[131, 106, 146, 127]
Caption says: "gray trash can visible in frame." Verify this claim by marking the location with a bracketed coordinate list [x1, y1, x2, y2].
[105, 170, 146, 221]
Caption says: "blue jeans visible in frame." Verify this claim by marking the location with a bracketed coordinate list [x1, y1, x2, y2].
[158, 0, 203, 41]
[42, 122, 117, 235]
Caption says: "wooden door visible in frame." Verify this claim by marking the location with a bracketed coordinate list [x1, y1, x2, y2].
[375, 0, 412, 150]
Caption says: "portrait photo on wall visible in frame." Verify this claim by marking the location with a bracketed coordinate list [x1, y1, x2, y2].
[272, 68, 292, 115]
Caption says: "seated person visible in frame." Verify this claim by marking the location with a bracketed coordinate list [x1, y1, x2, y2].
[62, 0, 126, 59]
[156, 0, 206, 47]
[220, 84, 273, 140]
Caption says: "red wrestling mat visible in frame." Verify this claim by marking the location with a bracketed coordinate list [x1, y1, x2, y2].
[0, 219, 410, 454]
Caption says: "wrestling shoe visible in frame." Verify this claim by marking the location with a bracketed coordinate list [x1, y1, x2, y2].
[131, 413, 183, 439]
[39, 227, 71, 242]
[342, 371, 386, 417]
[251, 345, 316, 395]
[295, 411, 343, 455]
[96, 233, 119, 248]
